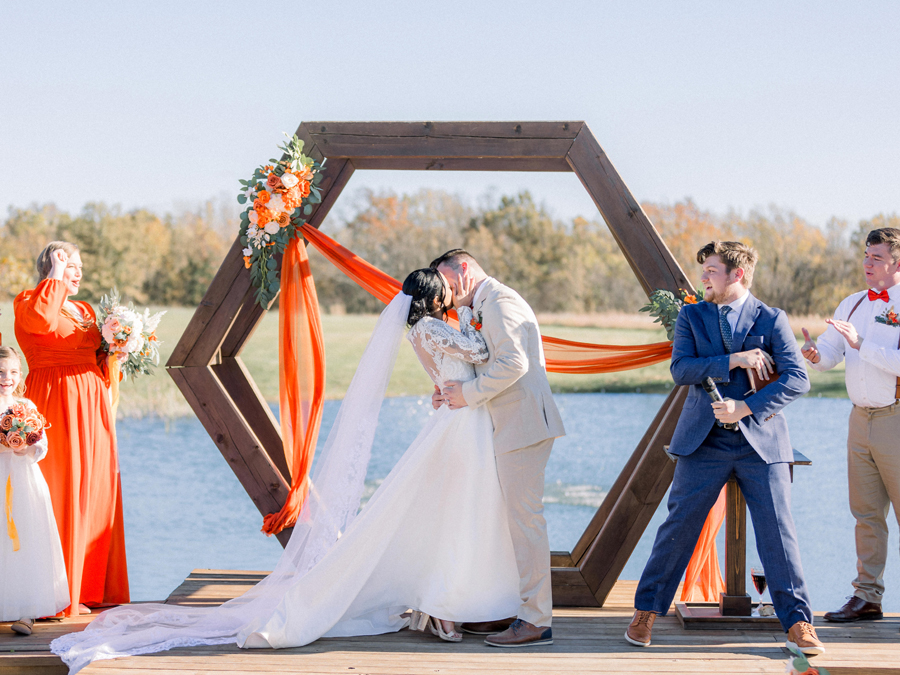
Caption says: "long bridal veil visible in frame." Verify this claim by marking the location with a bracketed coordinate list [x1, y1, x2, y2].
[52, 292, 414, 674]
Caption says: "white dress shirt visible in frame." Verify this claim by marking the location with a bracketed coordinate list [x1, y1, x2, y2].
[721, 289, 750, 333]
[808, 284, 900, 408]
[471, 277, 494, 309]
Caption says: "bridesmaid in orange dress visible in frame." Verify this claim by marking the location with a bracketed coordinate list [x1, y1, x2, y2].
[14, 242, 129, 616]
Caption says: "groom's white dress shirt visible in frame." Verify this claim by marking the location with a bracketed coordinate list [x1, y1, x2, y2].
[808, 284, 900, 408]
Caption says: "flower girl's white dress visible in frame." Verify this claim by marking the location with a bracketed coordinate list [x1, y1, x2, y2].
[52, 298, 520, 672]
[1, 399, 70, 621]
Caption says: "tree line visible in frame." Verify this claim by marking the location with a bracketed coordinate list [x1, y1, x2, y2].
[1, 190, 895, 317]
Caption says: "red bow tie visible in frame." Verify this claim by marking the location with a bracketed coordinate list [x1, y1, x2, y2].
[868, 289, 891, 302]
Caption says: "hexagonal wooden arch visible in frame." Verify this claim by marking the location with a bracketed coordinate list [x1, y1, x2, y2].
[167, 121, 693, 607]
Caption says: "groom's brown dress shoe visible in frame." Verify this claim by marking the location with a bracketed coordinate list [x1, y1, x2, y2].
[460, 618, 516, 635]
[624, 610, 655, 647]
[823, 596, 883, 622]
[484, 619, 552, 647]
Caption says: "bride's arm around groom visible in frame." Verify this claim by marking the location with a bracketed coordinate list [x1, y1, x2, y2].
[432, 249, 565, 648]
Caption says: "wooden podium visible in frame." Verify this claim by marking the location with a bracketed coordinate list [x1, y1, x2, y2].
[672, 449, 811, 630]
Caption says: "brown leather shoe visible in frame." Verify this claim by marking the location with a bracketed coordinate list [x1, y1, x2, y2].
[823, 596, 883, 622]
[460, 618, 516, 635]
[786, 621, 825, 656]
[484, 619, 552, 647]
[625, 610, 655, 647]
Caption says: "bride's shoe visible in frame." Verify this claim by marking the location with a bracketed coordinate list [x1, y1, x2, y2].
[409, 610, 430, 632]
[428, 616, 462, 643]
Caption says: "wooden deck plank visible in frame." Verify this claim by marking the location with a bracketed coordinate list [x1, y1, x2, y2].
[3, 573, 898, 674]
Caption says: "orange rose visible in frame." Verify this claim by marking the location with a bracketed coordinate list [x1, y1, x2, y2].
[889, 311, 898, 322]
[6, 432, 24, 449]
[296, 166, 314, 181]
[256, 207, 272, 227]
[266, 173, 282, 190]
[275, 212, 290, 228]
[0, 414, 12, 431]
[244, 255, 252, 269]
[255, 191, 271, 206]
[297, 180, 311, 199]
[11, 403, 27, 421]
[282, 187, 302, 211]
[0, 433, 7, 447]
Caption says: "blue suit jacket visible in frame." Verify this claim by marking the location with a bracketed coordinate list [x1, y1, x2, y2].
[668, 294, 810, 464]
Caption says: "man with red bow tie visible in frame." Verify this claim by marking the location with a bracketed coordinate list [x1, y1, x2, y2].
[802, 227, 900, 623]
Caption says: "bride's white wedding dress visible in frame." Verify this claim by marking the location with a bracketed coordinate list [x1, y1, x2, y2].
[51, 294, 520, 672]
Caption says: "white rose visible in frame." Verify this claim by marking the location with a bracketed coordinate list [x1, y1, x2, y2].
[125, 333, 143, 353]
[242, 246, 253, 257]
[264, 221, 280, 235]
[249, 210, 259, 225]
[267, 194, 285, 214]
[280, 173, 299, 189]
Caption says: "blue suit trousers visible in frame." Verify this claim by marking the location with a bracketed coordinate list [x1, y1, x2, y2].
[634, 425, 812, 631]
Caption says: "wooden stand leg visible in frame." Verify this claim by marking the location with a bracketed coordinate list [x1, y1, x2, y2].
[719, 476, 752, 616]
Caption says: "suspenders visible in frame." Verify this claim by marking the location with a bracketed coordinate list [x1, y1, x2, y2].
[846, 294, 900, 401]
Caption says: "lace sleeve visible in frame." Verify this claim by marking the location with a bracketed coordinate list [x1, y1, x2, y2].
[419, 316, 490, 364]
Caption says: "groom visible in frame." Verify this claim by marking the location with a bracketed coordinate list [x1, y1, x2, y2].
[431, 249, 566, 647]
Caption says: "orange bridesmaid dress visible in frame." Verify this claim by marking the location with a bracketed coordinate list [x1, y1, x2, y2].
[14, 279, 129, 616]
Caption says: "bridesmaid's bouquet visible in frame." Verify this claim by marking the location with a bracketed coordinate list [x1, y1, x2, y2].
[97, 289, 165, 380]
[0, 403, 48, 451]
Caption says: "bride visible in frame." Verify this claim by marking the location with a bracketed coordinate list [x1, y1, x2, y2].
[52, 268, 521, 673]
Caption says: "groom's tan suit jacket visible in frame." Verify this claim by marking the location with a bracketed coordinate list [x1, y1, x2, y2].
[461, 277, 565, 454]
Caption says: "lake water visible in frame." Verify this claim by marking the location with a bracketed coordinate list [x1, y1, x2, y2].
[117, 393, 900, 613]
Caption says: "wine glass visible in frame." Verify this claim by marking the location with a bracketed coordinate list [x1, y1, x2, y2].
[750, 566, 767, 616]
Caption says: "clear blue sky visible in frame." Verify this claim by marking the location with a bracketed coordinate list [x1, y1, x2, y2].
[2, 0, 897, 227]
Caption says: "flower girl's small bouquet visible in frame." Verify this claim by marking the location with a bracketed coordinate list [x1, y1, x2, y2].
[97, 289, 165, 381]
[0, 403, 49, 452]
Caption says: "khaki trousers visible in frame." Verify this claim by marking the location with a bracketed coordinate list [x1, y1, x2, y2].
[848, 403, 900, 603]
[495, 438, 554, 628]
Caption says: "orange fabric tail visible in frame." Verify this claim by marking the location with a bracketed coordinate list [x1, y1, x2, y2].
[108, 355, 120, 444]
[680, 487, 726, 602]
[5, 475, 19, 552]
[262, 237, 326, 536]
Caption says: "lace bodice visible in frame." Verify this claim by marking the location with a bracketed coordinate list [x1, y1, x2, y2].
[406, 307, 489, 389]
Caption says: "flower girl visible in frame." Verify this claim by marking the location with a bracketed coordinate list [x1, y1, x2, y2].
[0, 346, 69, 635]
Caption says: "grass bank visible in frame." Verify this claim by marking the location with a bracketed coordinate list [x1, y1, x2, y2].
[0, 303, 848, 418]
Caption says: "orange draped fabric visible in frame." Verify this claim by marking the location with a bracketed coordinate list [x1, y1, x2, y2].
[262, 238, 327, 536]
[680, 487, 727, 602]
[14, 279, 129, 616]
[299, 223, 674, 373]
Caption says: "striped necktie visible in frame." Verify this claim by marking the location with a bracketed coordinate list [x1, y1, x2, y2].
[719, 306, 733, 353]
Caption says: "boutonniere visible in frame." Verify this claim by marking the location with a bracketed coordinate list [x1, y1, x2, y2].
[470, 311, 483, 332]
[875, 305, 900, 328]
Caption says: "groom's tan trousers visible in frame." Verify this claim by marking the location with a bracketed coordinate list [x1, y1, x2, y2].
[496, 437, 555, 628]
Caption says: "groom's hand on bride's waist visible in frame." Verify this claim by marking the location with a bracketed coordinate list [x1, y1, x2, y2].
[443, 381, 469, 409]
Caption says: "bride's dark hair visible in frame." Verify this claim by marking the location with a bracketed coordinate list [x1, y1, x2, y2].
[402, 268, 446, 327]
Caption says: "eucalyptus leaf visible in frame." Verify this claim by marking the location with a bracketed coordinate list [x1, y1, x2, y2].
[304, 204, 313, 215]
[266, 257, 278, 270]
[268, 281, 279, 294]
[237, 195, 247, 204]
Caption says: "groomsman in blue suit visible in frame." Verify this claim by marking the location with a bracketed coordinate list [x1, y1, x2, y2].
[625, 241, 824, 656]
